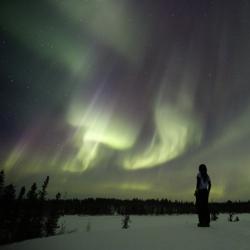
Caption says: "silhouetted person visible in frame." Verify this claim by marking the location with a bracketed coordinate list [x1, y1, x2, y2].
[194, 164, 211, 227]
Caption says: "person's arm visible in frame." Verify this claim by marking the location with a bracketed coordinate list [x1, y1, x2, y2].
[194, 176, 200, 196]
[208, 178, 211, 193]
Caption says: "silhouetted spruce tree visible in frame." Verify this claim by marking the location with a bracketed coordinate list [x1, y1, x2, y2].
[56, 192, 61, 200]
[27, 183, 37, 200]
[17, 186, 26, 200]
[33, 176, 50, 237]
[38, 176, 49, 201]
[12, 186, 26, 241]
[122, 214, 131, 229]
[1, 184, 16, 243]
[228, 213, 234, 222]
[3, 184, 16, 201]
[0, 170, 5, 220]
[16, 177, 50, 241]
[45, 192, 61, 236]
[0, 170, 4, 198]
[21, 182, 40, 239]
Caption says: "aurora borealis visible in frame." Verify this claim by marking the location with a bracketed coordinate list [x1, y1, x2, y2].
[1, 0, 250, 201]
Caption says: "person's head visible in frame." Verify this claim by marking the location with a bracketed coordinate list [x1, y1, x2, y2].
[199, 164, 207, 176]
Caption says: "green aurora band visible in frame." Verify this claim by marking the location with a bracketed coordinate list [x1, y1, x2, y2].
[1, 0, 250, 201]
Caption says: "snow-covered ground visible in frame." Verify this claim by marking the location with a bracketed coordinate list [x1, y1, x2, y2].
[2, 214, 250, 250]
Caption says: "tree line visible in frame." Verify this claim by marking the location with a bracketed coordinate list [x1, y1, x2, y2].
[1, 169, 250, 245]
[0, 170, 61, 245]
[56, 197, 250, 215]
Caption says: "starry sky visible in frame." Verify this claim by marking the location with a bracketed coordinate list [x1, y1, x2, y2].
[1, 0, 250, 201]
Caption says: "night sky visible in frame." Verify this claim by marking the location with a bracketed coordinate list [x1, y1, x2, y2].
[1, 0, 250, 201]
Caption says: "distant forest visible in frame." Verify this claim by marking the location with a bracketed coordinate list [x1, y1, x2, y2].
[1, 170, 250, 244]
[58, 197, 250, 215]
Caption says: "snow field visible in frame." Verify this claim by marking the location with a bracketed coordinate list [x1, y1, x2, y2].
[2, 214, 250, 250]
